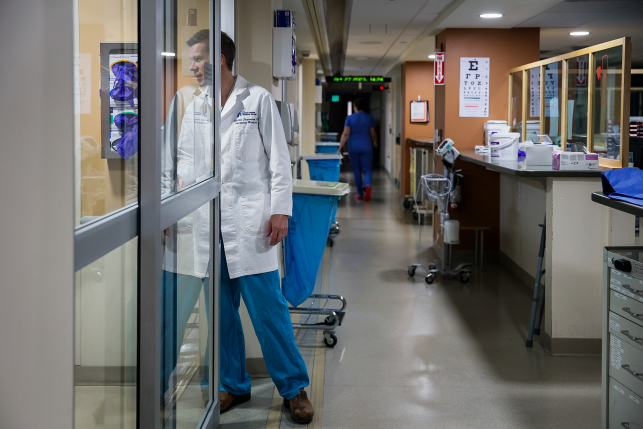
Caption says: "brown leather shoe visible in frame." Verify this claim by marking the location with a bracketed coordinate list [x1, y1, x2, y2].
[284, 390, 314, 424]
[220, 391, 251, 413]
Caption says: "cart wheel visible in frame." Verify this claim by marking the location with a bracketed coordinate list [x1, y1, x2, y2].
[324, 333, 338, 348]
[324, 316, 336, 325]
[408, 266, 416, 277]
[460, 272, 470, 284]
[403, 199, 411, 209]
[425, 274, 435, 284]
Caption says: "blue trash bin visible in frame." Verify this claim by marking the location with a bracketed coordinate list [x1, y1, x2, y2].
[316, 142, 340, 154]
[281, 180, 350, 306]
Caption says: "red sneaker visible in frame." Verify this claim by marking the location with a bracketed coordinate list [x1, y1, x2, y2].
[354, 194, 363, 201]
[364, 185, 372, 202]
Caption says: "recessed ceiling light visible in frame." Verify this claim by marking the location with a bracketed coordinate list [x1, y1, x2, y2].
[428, 54, 435, 59]
[570, 31, 589, 36]
[480, 13, 503, 18]
[161, 52, 176, 57]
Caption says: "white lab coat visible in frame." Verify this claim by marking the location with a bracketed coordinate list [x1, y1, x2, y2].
[220, 76, 292, 279]
[162, 86, 213, 278]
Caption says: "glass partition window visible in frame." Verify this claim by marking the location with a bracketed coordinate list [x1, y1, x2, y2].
[74, 0, 139, 227]
[544, 61, 563, 146]
[592, 46, 624, 160]
[510, 71, 523, 135]
[161, 0, 215, 199]
[566, 55, 589, 151]
[161, 201, 213, 426]
[74, 238, 138, 429]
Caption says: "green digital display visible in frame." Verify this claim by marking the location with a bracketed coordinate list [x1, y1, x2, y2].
[330, 76, 391, 83]
[331, 95, 340, 102]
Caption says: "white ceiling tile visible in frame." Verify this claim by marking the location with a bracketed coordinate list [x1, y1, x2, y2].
[545, 1, 638, 13]
[516, 12, 607, 28]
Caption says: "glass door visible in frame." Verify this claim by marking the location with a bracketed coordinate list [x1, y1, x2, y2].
[73, 0, 221, 427]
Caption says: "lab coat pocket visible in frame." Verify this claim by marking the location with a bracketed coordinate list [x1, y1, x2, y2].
[240, 193, 270, 236]
[235, 125, 262, 161]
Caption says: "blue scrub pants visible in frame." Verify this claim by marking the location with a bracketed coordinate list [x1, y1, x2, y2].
[161, 271, 210, 396]
[220, 246, 309, 400]
[348, 149, 373, 196]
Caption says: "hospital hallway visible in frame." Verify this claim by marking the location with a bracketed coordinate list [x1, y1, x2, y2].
[218, 168, 604, 429]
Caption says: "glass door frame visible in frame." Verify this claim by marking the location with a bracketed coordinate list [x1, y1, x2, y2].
[73, 0, 222, 427]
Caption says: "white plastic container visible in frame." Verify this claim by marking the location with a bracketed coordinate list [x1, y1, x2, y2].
[516, 120, 540, 143]
[484, 120, 510, 146]
[525, 144, 554, 166]
[489, 133, 520, 160]
[444, 220, 460, 244]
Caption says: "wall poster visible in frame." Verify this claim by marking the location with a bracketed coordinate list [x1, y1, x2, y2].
[459, 57, 490, 117]
[529, 68, 540, 117]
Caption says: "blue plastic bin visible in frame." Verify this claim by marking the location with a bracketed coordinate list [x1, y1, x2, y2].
[281, 181, 349, 306]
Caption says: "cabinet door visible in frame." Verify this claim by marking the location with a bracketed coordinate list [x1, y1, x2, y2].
[609, 378, 643, 429]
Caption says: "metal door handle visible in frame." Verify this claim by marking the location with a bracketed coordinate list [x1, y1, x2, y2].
[623, 307, 643, 320]
[621, 423, 629, 429]
[623, 284, 643, 297]
[621, 364, 643, 378]
[621, 330, 643, 342]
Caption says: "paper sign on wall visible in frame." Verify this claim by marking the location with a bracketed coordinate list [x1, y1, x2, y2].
[434, 53, 445, 85]
[544, 62, 559, 117]
[459, 57, 489, 117]
[576, 56, 587, 86]
[530, 68, 540, 117]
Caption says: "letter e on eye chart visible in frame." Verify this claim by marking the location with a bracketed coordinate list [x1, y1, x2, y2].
[459, 57, 490, 118]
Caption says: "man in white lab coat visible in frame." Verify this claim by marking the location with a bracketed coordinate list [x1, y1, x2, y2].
[217, 32, 313, 423]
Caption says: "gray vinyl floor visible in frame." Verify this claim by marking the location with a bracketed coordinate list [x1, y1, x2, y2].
[221, 167, 602, 428]
[318, 167, 601, 429]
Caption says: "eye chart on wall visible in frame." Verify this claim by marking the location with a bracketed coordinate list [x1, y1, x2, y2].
[544, 62, 559, 117]
[459, 57, 490, 117]
[529, 68, 540, 117]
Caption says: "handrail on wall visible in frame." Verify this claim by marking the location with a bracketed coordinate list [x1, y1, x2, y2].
[508, 37, 632, 168]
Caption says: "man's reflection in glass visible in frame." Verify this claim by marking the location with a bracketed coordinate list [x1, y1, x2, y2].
[161, 29, 212, 412]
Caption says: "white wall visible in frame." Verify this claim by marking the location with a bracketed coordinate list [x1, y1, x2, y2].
[0, 0, 75, 427]
[499, 175, 546, 277]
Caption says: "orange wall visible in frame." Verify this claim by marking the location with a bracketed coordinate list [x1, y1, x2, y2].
[401, 62, 435, 196]
[435, 28, 540, 251]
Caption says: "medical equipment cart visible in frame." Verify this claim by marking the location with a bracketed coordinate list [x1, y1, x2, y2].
[282, 179, 350, 347]
[302, 154, 343, 245]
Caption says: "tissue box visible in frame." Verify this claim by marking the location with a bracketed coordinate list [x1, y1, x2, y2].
[552, 152, 599, 170]
[525, 144, 554, 166]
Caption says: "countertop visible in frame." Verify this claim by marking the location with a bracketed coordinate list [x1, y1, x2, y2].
[459, 150, 605, 178]
[407, 137, 434, 147]
[591, 192, 643, 217]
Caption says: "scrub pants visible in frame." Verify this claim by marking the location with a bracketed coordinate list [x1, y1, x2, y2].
[220, 246, 309, 400]
[161, 271, 210, 396]
[348, 149, 373, 197]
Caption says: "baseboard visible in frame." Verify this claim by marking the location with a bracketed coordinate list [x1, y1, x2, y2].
[499, 251, 536, 291]
[75, 366, 137, 385]
[246, 357, 269, 377]
[541, 331, 602, 357]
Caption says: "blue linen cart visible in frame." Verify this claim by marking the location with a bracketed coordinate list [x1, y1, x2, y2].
[315, 142, 340, 153]
[281, 179, 350, 347]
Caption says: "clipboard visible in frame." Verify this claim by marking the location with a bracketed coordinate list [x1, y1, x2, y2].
[410, 100, 429, 123]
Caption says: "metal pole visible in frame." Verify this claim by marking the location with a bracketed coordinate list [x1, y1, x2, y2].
[526, 217, 546, 348]
[480, 230, 484, 272]
[475, 230, 478, 266]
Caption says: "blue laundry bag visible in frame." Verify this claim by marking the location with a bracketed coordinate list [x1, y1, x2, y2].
[601, 168, 643, 207]
[307, 158, 341, 225]
[281, 193, 336, 307]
